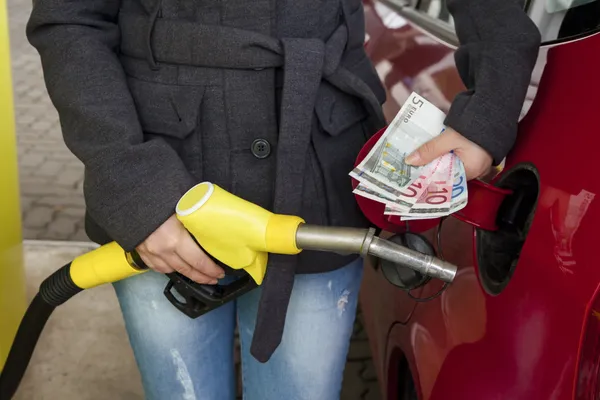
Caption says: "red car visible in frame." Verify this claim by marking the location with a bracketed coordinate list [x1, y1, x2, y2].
[358, 1, 600, 399]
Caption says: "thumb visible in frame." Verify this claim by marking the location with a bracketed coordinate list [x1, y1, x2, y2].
[405, 133, 453, 166]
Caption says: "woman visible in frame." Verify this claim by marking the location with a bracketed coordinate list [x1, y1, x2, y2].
[26, 0, 540, 398]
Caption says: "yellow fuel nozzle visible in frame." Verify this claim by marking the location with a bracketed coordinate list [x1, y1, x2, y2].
[69, 181, 457, 291]
[68, 182, 304, 290]
[175, 182, 304, 285]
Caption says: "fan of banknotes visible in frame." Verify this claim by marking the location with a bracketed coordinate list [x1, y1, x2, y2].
[349, 92, 468, 221]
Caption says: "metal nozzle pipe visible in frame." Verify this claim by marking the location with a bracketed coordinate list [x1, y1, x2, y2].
[368, 236, 456, 282]
[294, 225, 374, 254]
[295, 224, 457, 283]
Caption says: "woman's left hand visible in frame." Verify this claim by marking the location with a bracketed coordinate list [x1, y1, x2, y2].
[404, 127, 493, 180]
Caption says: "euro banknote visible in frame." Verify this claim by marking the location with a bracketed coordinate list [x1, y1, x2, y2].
[350, 92, 468, 221]
[349, 91, 448, 210]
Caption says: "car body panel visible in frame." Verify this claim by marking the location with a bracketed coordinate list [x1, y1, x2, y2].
[359, 1, 600, 399]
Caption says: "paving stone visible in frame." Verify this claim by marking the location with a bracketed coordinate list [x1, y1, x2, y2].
[354, 327, 369, 341]
[361, 362, 378, 381]
[48, 215, 78, 237]
[348, 340, 373, 361]
[75, 219, 86, 232]
[27, 90, 46, 102]
[37, 195, 85, 208]
[353, 321, 369, 341]
[19, 165, 36, 176]
[31, 143, 71, 154]
[17, 148, 29, 159]
[17, 113, 35, 125]
[48, 152, 79, 162]
[20, 195, 35, 211]
[21, 227, 40, 240]
[23, 206, 54, 229]
[236, 364, 243, 399]
[30, 114, 52, 127]
[70, 228, 89, 242]
[61, 206, 86, 218]
[56, 167, 84, 188]
[43, 229, 71, 240]
[19, 175, 50, 186]
[20, 183, 73, 197]
[353, 320, 363, 335]
[362, 383, 382, 400]
[19, 153, 45, 168]
[34, 160, 64, 177]
[22, 140, 62, 150]
[341, 361, 366, 400]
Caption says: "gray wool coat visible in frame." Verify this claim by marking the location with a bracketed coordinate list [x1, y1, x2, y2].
[26, 0, 540, 362]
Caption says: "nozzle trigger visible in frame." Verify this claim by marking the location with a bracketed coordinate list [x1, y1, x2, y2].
[163, 272, 258, 318]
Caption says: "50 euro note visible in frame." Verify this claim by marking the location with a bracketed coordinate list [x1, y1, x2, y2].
[349, 91, 447, 210]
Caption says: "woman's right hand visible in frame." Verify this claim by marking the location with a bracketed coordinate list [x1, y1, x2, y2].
[136, 214, 225, 284]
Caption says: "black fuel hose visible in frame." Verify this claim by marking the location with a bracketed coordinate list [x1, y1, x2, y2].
[0, 264, 81, 400]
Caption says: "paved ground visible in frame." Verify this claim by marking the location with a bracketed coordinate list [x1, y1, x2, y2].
[6, 0, 382, 398]
[8, 0, 88, 242]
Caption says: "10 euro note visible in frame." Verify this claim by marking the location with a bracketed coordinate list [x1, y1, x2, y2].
[349, 92, 447, 210]
[397, 155, 469, 221]
[448, 154, 468, 214]
[383, 154, 448, 216]
[354, 156, 440, 214]
[397, 152, 454, 218]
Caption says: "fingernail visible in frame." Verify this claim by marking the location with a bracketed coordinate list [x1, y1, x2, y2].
[211, 279, 218, 285]
[219, 271, 225, 278]
[405, 151, 420, 165]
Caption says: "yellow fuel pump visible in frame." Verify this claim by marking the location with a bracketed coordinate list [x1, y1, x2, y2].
[0, 0, 28, 372]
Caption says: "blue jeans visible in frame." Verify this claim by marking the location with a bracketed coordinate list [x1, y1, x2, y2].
[112, 258, 363, 400]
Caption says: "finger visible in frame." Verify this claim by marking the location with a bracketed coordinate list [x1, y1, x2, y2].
[164, 252, 218, 284]
[176, 233, 225, 280]
[473, 165, 494, 181]
[453, 147, 493, 181]
[138, 252, 174, 274]
[405, 130, 456, 166]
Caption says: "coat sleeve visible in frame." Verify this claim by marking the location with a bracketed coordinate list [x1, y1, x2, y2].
[444, 0, 542, 165]
[26, 0, 197, 251]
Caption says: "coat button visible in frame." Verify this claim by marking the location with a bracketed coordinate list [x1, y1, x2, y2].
[251, 138, 271, 159]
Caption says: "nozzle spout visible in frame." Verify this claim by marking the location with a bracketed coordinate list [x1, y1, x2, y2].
[295, 224, 457, 283]
[294, 225, 375, 255]
[368, 237, 456, 282]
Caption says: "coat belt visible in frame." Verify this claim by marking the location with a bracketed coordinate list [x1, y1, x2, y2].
[118, 12, 385, 362]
